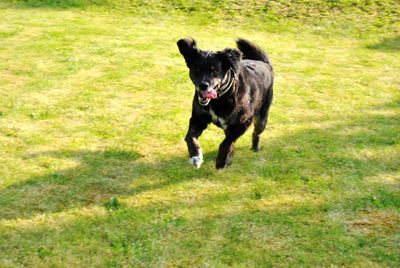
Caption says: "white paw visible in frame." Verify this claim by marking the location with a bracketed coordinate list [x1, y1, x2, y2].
[189, 155, 203, 168]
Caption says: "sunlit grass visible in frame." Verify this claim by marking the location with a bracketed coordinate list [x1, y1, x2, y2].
[0, 1, 399, 266]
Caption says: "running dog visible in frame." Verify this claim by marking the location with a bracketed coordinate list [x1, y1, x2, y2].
[177, 38, 273, 169]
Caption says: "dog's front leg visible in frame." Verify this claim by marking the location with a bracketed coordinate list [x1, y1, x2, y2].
[216, 124, 250, 169]
[185, 116, 209, 168]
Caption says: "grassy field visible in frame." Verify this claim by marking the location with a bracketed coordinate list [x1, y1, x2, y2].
[0, 0, 399, 267]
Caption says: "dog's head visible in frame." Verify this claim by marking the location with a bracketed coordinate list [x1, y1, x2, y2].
[177, 38, 242, 105]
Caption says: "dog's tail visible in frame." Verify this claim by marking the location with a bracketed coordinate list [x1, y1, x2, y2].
[236, 38, 270, 64]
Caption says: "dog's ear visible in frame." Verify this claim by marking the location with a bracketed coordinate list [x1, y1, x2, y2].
[218, 48, 242, 71]
[177, 38, 199, 67]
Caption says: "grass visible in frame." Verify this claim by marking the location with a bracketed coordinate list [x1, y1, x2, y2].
[0, 0, 399, 266]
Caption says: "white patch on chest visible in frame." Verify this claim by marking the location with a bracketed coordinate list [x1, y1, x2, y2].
[209, 108, 228, 130]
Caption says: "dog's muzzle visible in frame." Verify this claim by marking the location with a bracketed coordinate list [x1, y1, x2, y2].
[196, 68, 236, 106]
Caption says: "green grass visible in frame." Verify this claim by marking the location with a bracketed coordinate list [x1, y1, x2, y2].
[0, 0, 399, 267]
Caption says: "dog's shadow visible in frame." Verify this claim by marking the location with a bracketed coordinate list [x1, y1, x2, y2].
[0, 149, 219, 220]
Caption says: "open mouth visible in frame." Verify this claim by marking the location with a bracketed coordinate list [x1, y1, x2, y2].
[194, 83, 219, 105]
[198, 95, 210, 106]
[198, 89, 217, 105]
[200, 89, 217, 100]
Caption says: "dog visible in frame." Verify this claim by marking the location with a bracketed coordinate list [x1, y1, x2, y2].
[177, 38, 273, 169]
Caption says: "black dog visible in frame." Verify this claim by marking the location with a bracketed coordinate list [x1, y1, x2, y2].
[177, 38, 273, 169]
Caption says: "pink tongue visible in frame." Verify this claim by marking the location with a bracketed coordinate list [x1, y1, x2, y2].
[201, 89, 217, 99]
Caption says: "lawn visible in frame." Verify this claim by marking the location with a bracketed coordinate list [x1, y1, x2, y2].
[0, 0, 399, 267]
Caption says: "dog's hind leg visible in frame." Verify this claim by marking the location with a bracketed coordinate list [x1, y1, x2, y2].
[216, 123, 251, 169]
[252, 86, 273, 152]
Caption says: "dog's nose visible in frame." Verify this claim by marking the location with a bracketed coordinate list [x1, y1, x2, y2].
[199, 82, 209, 91]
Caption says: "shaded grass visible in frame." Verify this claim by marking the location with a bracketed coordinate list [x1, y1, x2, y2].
[0, 1, 399, 267]
[367, 35, 400, 51]
[2, 0, 107, 8]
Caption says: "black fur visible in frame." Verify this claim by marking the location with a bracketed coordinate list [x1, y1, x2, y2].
[177, 38, 274, 169]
